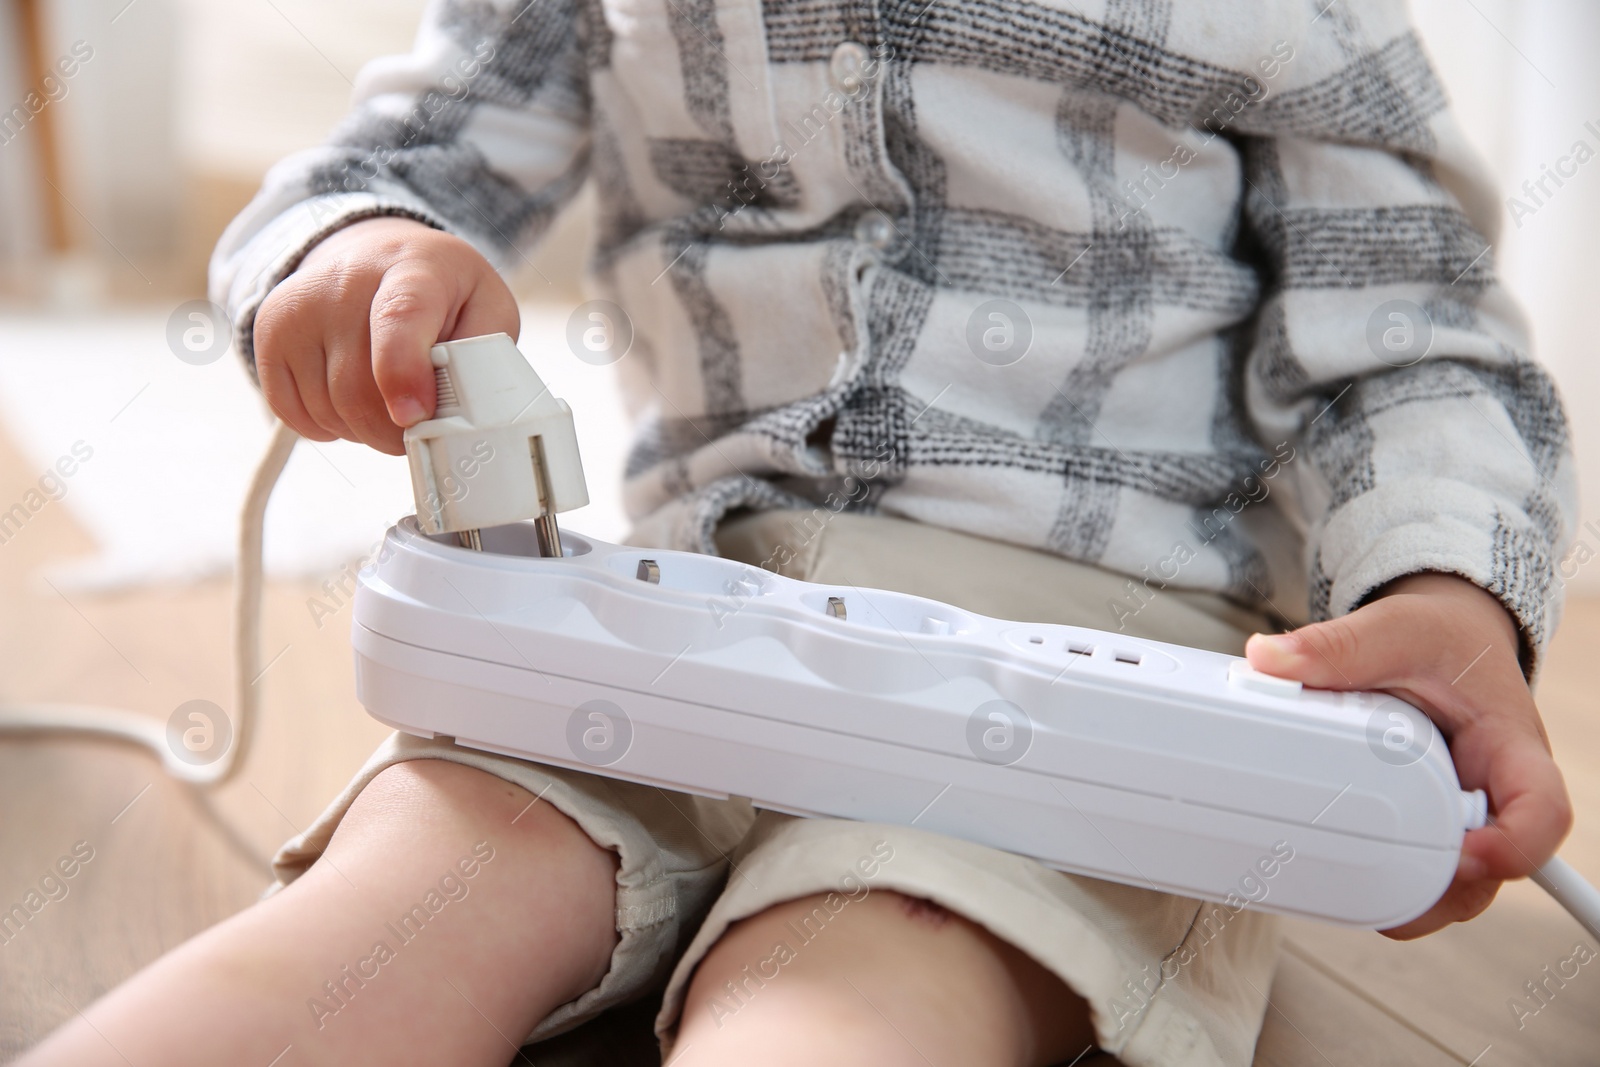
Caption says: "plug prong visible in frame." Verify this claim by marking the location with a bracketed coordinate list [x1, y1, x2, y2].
[534, 514, 563, 558]
[457, 529, 483, 551]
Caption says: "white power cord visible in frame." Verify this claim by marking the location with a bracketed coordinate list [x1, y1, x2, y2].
[1533, 856, 1600, 942]
[0, 421, 296, 786]
[1, 347, 1597, 941]
[0, 332, 582, 786]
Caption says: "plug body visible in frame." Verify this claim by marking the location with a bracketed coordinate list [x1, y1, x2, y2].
[403, 334, 588, 548]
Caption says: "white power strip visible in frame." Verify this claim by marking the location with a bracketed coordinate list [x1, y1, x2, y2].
[2, 332, 1593, 946]
[356, 517, 1487, 929]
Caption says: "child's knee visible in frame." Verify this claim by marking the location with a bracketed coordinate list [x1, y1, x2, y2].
[339, 758, 528, 828]
[326, 759, 614, 882]
[313, 759, 622, 1005]
[675, 890, 1087, 1065]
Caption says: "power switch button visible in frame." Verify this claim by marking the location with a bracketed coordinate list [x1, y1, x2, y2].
[1227, 660, 1303, 698]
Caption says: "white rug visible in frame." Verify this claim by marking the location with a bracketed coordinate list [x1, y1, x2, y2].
[0, 306, 632, 590]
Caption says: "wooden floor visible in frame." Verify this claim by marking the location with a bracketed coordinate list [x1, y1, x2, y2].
[0, 413, 1596, 1066]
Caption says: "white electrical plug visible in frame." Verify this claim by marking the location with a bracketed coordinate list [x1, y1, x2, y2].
[402, 333, 588, 555]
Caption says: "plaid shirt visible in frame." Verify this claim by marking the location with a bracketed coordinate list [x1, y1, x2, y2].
[212, 0, 1577, 667]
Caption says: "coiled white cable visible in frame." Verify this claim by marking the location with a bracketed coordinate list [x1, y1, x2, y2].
[0, 418, 1598, 942]
[0, 421, 297, 786]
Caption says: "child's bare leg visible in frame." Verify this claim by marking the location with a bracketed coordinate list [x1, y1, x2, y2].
[672, 890, 1092, 1067]
[20, 760, 619, 1067]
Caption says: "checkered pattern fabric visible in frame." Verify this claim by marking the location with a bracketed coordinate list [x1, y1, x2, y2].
[211, 0, 1578, 667]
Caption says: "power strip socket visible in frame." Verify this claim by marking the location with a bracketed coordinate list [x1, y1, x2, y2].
[352, 517, 1486, 928]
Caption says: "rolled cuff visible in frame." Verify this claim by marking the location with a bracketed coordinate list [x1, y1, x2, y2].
[1314, 479, 1564, 677]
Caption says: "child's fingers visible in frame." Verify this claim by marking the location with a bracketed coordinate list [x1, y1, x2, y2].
[1461, 731, 1573, 882]
[254, 284, 343, 443]
[371, 262, 470, 428]
[1384, 736, 1572, 939]
[263, 270, 374, 443]
[325, 322, 405, 455]
[369, 264, 453, 429]
[368, 258, 518, 444]
[1377, 725, 1567, 940]
[1243, 603, 1417, 690]
[1244, 584, 1514, 702]
[287, 350, 358, 441]
[1247, 576, 1574, 941]
[449, 270, 521, 349]
[275, 304, 361, 442]
[1380, 873, 1502, 940]
[257, 356, 338, 443]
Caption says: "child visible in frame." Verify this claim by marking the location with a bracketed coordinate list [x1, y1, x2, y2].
[22, 1, 1575, 1064]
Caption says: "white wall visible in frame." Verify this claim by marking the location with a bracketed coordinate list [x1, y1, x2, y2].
[34, 0, 184, 258]
[171, 0, 431, 179]
[26, 0, 429, 259]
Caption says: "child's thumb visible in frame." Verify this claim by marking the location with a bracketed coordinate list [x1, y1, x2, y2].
[371, 270, 454, 428]
[1244, 609, 1412, 691]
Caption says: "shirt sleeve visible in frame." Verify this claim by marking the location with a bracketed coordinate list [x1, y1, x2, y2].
[208, 0, 597, 374]
[1236, 8, 1578, 674]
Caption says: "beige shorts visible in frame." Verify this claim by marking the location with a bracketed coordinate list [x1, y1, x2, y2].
[272, 510, 1284, 1066]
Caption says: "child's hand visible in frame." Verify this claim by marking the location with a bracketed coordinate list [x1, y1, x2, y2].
[253, 217, 520, 455]
[1245, 572, 1572, 939]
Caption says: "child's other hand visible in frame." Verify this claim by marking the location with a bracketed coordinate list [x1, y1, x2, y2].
[253, 217, 520, 455]
[1244, 572, 1572, 940]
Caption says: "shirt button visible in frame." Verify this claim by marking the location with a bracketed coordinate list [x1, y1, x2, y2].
[854, 209, 895, 249]
[829, 41, 872, 94]
[827, 348, 857, 387]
